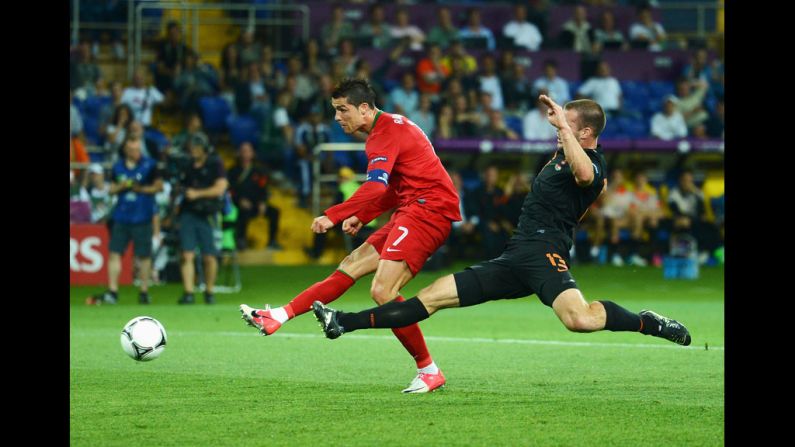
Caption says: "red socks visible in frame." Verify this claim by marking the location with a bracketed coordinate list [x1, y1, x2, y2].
[390, 296, 433, 369]
[286, 269, 356, 317]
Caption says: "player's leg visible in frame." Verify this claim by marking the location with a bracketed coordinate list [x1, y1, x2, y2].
[133, 221, 154, 304]
[178, 213, 198, 304]
[87, 223, 129, 304]
[240, 240, 381, 335]
[550, 288, 691, 345]
[198, 216, 221, 304]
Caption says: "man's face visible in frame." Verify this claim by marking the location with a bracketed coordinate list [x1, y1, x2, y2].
[190, 143, 207, 161]
[485, 167, 498, 185]
[125, 139, 142, 161]
[239, 143, 255, 162]
[332, 97, 368, 134]
[544, 65, 556, 78]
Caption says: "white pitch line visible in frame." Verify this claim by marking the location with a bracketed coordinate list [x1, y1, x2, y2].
[169, 330, 723, 351]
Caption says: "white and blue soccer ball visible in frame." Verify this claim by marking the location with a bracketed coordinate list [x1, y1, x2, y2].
[120, 316, 167, 361]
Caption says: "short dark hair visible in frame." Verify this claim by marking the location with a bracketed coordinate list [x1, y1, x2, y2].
[331, 78, 376, 109]
[564, 99, 606, 137]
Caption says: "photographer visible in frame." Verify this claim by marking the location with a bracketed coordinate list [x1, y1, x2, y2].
[86, 136, 163, 305]
[175, 133, 228, 304]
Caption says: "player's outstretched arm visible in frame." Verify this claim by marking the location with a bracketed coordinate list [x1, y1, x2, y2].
[539, 94, 594, 187]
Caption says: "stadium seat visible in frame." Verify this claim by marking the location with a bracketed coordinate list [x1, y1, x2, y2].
[144, 128, 171, 153]
[82, 96, 111, 119]
[82, 116, 101, 145]
[227, 114, 260, 148]
[199, 96, 232, 133]
[648, 81, 675, 100]
[504, 116, 523, 137]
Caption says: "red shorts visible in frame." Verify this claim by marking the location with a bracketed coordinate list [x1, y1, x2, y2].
[366, 204, 453, 275]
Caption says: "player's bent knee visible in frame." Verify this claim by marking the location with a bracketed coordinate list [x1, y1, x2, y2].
[369, 280, 395, 305]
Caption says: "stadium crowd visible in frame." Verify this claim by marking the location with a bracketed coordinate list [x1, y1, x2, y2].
[70, 0, 724, 276]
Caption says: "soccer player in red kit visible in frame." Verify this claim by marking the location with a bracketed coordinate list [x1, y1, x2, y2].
[240, 78, 461, 393]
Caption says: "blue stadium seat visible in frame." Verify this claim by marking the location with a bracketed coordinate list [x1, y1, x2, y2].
[199, 96, 232, 133]
[82, 96, 111, 119]
[227, 114, 260, 148]
[599, 123, 625, 139]
[504, 116, 523, 137]
[648, 81, 675, 100]
[82, 115, 101, 145]
[144, 128, 170, 154]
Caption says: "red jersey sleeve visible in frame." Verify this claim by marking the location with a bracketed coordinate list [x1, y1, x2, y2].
[323, 132, 400, 225]
[354, 185, 399, 225]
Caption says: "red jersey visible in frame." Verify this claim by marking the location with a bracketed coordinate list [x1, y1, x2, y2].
[325, 111, 462, 225]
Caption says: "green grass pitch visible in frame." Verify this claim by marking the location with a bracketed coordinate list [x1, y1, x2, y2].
[71, 263, 724, 446]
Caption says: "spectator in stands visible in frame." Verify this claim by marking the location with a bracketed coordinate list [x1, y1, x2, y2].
[442, 40, 479, 80]
[577, 61, 622, 116]
[444, 57, 480, 105]
[416, 43, 450, 98]
[86, 136, 163, 305]
[503, 172, 531, 228]
[155, 21, 192, 97]
[267, 90, 295, 169]
[390, 8, 426, 51]
[705, 98, 724, 139]
[411, 93, 436, 138]
[237, 28, 262, 67]
[259, 45, 285, 94]
[683, 48, 724, 97]
[631, 170, 665, 267]
[503, 4, 543, 51]
[84, 164, 113, 224]
[650, 96, 688, 140]
[629, 5, 666, 51]
[125, 120, 158, 160]
[560, 5, 594, 53]
[98, 81, 125, 139]
[304, 74, 337, 124]
[452, 95, 480, 137]
[459, 7, 496, 51]
[435, 104, 456, 139]
[447, 170, 481, 260]
[481, 110, 519, 141]
[174, 51, 217, 115]
[358, 3, 393, 50]
[601, 168, 634, 266]
[293, 106, 332, 207]
[227, 141, 282, 251]
[474, 91, 496, 128]
[171, 112, 205, 155]
[593, 10, 628, 52]
[334, 39, 360, 78]
[233, 62, 268, 119]
[176, 133, 228, 305]
[302, 38, 330, 80]
[475, 165, 507, 258]
[70, 91, 84, 140]
[122, 67, 165, 128]
[321, 4, 355, 56]
[667, 170, 721, 264]
[478, 55, 504, 110]
[286, 55, 317, 107]
[220, 43, 242, 92]
[500, 62, 534, 113]
[71, 40, 103, 98]
[389, 72, 420, 117]
[523, 92, 558, 140]
[427, 6, 460, 50]
[673, 77, 710, 130]
[532, 59, 571, 104]
[102, 103, 134, 161]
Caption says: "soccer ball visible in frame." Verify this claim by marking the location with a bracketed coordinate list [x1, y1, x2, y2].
[120, 316, 167, 361]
